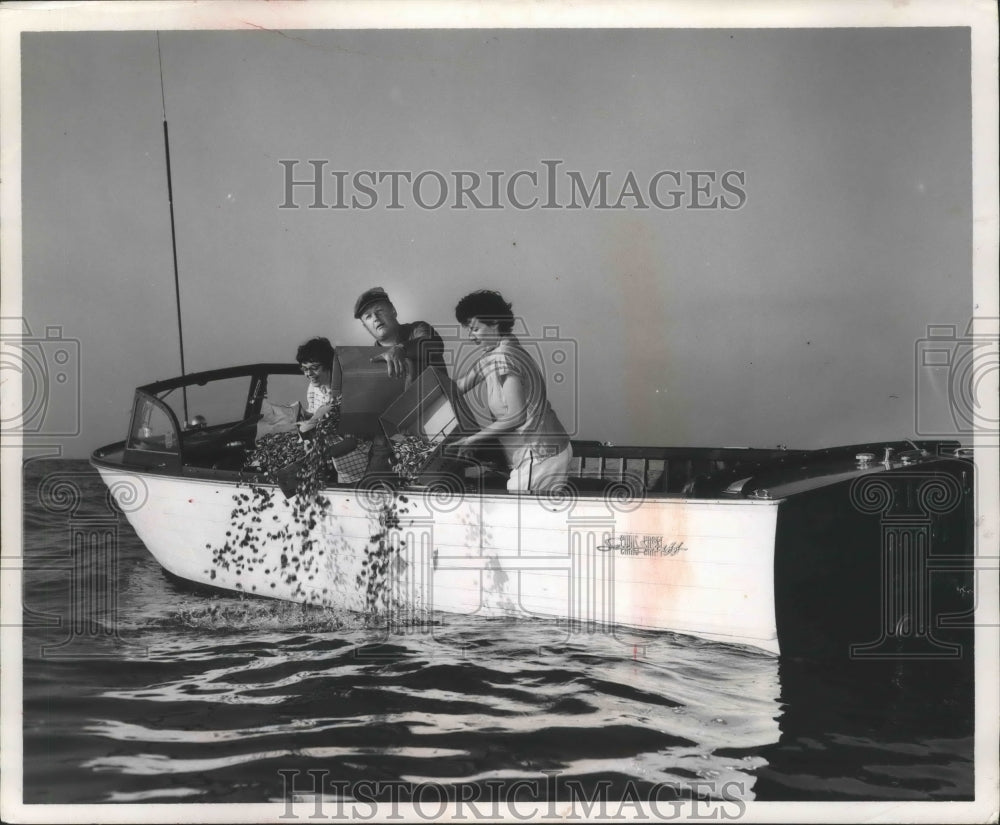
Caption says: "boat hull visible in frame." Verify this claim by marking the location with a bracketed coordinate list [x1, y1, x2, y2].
[95, 466, 782, 653]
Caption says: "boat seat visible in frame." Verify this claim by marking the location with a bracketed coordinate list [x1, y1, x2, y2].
[181, 418, 259, 469]
[182, 440, 250, 470]
[567, 476, 624, 495]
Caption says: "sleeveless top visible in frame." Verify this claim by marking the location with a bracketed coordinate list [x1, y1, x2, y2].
[471, 335, 569, 467]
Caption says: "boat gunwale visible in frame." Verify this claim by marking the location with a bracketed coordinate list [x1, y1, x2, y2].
[88, 452, 787, 507]
[92, 436, 964, 506]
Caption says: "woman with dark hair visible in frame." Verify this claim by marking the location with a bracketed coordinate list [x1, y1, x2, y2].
[295, 336, 341, 434]
[247, 337, 370, 491]
[452, 290, 571, 493]
[292, 337, 371, 485]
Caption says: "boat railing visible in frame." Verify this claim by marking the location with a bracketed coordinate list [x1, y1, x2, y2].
[567, 441, 803, 495]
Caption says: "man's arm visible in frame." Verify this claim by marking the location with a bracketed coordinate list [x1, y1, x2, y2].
[371, 321, 445, 379]
[403, 321, 444, 373]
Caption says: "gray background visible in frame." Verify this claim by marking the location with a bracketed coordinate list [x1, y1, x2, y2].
[20, 28, 972, 458]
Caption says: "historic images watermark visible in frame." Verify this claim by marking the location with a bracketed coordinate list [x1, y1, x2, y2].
[844, 316, 993, 657]
[445, 318, 580, 437]
[346, 320, 656, 657]
[278, 160, 747, 211]
[0, 315, 136, 655]
[347, 490, 651, 657]
[15, 467, 144, 658]
[914, 318, 999, 443]
[0, 316, 82, 442]
[880, 315, 1000, 659]
[277, 770, 749, 821]
[848, 471, 974, 660]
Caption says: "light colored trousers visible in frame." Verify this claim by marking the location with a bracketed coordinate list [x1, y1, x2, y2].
[507, 444, 573, 493]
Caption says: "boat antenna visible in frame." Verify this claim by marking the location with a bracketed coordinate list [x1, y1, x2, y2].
[157, 32, 189, 425]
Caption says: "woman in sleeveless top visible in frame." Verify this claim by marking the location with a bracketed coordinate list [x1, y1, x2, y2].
[452, 290, 572, 493]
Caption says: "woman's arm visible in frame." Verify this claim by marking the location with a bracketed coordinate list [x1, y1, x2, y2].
[455, 370, 482, 395]
[297, 388, 339, 433]
[455, 356, 485, 395]
[297, 403, 331, 433]
[455, 373, 526, 448]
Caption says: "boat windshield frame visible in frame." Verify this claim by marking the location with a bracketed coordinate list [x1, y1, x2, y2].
[135, 363, 299, 398]
[121, 363, 300, 471]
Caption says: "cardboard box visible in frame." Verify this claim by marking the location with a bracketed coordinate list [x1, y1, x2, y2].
[336, 346, 406, 437]
[379, 367, 474, 444]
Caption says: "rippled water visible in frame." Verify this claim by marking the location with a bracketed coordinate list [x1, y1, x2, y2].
[20, 460, 974, 805]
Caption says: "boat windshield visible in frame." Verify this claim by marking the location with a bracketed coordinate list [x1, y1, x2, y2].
[126, 392, 181, 455]
[155, 375, 257, 433]
[118, 364, 303, 471]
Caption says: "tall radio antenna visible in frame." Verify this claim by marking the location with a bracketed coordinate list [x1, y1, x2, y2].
[156, 32, 188, 424]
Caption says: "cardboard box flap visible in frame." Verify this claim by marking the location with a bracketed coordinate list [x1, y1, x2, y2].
[336, 346, 406, 436]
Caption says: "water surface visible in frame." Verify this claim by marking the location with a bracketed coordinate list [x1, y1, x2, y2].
[21, 460, 974, 804]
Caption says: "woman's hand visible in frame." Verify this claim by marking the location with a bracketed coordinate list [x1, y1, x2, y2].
[448, 436, 477, 460]
[297, 404, 331, 436]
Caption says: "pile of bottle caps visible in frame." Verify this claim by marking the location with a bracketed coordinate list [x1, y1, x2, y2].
[388, 433, 438, 483]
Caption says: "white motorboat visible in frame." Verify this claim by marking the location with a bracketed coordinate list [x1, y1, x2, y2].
[91, 360, 975, 658]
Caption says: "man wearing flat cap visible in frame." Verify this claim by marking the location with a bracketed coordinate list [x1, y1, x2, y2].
[354, 287, 445, 382]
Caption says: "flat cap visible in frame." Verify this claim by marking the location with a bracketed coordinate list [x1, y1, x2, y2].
[353, 287, 392, 319]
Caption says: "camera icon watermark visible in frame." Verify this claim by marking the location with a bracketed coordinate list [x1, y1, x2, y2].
[914, 319, 999, 442]
[0, 317, 82, 439]
[442, 318, 580, 437]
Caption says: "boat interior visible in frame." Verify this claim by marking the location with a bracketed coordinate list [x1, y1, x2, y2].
[93, 362, 966, 500]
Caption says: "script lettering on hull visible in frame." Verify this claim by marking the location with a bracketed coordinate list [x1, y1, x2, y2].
[596, 534, 687, 557]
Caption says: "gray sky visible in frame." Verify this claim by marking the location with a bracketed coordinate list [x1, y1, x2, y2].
[18, 25, 974, 457]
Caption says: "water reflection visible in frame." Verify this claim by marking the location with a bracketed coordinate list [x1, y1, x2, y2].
[63, 616, 783, 800]
[754, 655, 974, 800]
